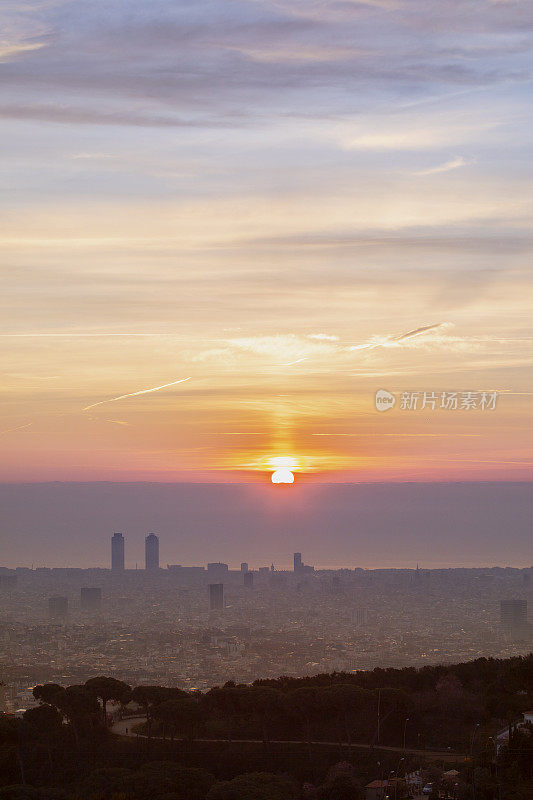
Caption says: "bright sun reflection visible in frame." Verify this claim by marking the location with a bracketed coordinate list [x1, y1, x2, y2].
[271, 467, 295, 484]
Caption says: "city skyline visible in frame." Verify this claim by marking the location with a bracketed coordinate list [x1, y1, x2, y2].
[1, 481, 531, 570]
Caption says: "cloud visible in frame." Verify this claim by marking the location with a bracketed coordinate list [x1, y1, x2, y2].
[193, 334, 341, 366]
[339, 118, 498, 151]
[0, 42, 46, 61]
[194, 325, 460, 369]
[414, 157, 468, 176]
[0, 104, 232, 128]
[0, 0, 530, 134]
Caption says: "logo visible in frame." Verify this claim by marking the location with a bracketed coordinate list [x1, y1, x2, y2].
[375, 389, 396, 412]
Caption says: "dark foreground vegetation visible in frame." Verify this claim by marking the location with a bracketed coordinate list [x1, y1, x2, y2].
[1, 654, 533, 799]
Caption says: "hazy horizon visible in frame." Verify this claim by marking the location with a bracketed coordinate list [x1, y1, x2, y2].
[1, 480, 531, 570]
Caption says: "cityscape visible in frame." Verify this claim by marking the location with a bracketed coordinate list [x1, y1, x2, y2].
[2, 0, 533, 796]
[1, 533, 532, 715]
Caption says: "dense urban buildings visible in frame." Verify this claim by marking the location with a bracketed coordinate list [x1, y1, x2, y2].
[1, 544, 532, 705]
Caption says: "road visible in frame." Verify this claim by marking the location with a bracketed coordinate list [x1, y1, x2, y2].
[111, 716, 465, 762]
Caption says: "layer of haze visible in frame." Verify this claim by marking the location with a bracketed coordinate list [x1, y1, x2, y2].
[1, 0, 532, 484]
[1, 482, 531, 570]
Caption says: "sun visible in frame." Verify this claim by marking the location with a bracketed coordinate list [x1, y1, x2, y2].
[271, 467, 294, 484]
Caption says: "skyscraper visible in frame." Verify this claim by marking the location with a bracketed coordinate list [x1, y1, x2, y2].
[80, 587, 102, 612]
[49, 596, 68, 618]
[500, 599, 527, 626]
[293, 552, 314, 574]
[145, 532, 159, 571]
[208, 583, 224, 611]
[243, 571, 254, 589]
[111, 532, 125, 572]
[500, 598, 532, 640]
[240, 562, 249, 573]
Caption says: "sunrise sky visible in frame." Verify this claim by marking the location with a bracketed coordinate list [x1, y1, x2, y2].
[1, 0, 532, 484]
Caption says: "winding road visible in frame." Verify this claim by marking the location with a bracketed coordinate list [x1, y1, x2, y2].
[111, 716, 465, 762]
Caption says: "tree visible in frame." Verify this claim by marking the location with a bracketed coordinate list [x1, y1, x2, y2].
[84, 677, 131, 724]
[139, 762, 214, 800]
[317, 774, 361, 800]
[51, 685, 101, 747]
[320, 685, 372, 745]
[32, 685, 63, 708]
[237, 687, 284, 746]
[0, 788, 65, 799]
[285, 687, 322, 756]
[22, 706, 63, 775]
[206, 772, 298, 800]
[0, 716, 24, 786]
[203, 686, 242, 741]
[152, 697, 205, 742]
[131, 685, 182, 740]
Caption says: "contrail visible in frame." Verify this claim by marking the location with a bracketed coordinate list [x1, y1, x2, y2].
[0, 422, 32, 436]
[349, 322, 447, 351]
[394, 322, 446, 341]
[83, 377, 191, 411]
[281, 357, 309, 366]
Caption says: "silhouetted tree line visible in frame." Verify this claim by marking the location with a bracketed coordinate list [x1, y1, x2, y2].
[0, 654, 532, 799]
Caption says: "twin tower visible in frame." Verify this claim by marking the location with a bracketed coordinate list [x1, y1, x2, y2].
[111, 531, 159, 572]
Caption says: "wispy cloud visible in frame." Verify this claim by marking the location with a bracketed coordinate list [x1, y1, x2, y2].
[414, 157, 468, 176]
[0, 104, 231, 128]
[83, 377, 191, 411]
[0, 42, 46, 61]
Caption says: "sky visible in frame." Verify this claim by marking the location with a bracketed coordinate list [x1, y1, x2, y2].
[1, 0, 533, 485]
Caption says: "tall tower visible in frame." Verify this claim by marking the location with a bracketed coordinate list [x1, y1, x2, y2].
[294, 552, 302, 572]
[209, 583, 224, 611]
[145, 532, 159, 571]
[111, 532, 125, 572]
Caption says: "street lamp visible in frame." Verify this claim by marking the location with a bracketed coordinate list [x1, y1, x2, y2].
[470, 723, 480, 800]
[394, 757, 404, 800]
[403, 717, 410, 751]
[470, 723, 481, 757]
